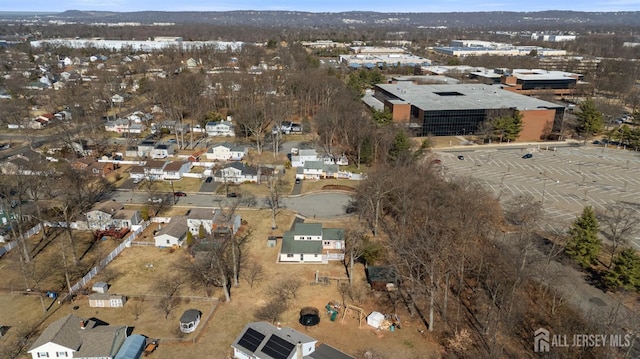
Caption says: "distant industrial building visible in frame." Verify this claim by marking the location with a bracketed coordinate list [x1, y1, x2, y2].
[530, 33, 576, 42]
[368, 82, 564, 141]
[469, 68, 584, 96]
[434, 39, 566, 57]
[31, 38, 244, 52]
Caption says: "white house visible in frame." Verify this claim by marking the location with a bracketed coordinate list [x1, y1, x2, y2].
[279, 223, 345, 263]
[27, 314, 127, 359]
[85, 200, 125, 230]
[290, 149, 318, 167]
[111, 94, 124, 104]
[213, 162, 258, 184]
[137, 140, 156, 158]
[152, 144, 174, 159]
[232, 322, 317, 359]
[205, 143, 248, 161]
[187, 208, 216, 237]
[104, 118, 131, 133]
[296, 162, 340, 180]
[163, 161, 192, 180]
[205, 121, 235, 137]
[142, 160, 167, 181]
[154, 216, 187, 247]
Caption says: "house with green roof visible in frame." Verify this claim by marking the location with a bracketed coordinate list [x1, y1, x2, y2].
[279, 222, 345, 263]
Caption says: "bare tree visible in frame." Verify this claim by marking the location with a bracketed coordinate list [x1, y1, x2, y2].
[598, 202, 639, 268]
[154, 275, 184, 319]
[242, 261, 264, 289]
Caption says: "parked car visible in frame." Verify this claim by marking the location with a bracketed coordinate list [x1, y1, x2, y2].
[205, 176, 213, 183]
[132, 178, 143, 184]
[173, 192, 187, 197]
[457, 155, 465, 160]
[522, 153, 533, 159]
[227, 192, 240, 198]
[148, 197, 163, 203]
[295, 178, 301, 184]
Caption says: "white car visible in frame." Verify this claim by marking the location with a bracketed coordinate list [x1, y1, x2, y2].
[148, 197, 163, 203]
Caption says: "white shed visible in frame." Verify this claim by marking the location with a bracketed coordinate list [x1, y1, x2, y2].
[92, 282, 109, 294]
[366, 311, 385, 329]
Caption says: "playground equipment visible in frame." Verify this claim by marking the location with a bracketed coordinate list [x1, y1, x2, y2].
[341, 304, 366, 327]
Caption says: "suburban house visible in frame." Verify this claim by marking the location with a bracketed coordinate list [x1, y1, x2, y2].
[111, 94, 124, 104]
[142, 160, 167, 181]
[213, 162, 258, 184]
[205, 143, 248, 161]
[279, 223, 345, 263]
[205, 121, 235, 137]
[154, 216, 188, 247]
[290, 149, 318, 167]
[295, 161, 339, 180]
[231, 322, 317, 359]
[104, 118, 131, 133]
[85, 200, 125, 230]
[73, 159, 115, 177]
[163, 161, 192, 180]
[137, 140, 156, 158]
[128, 123, 145, 134]
[179, 309, 202, 334]
[187, 208, 216, 237]
[152, 144, 174, 159]
[27, 314, 127, 359]
[89, 293, 127, 308]
[111, 209, 142, 229]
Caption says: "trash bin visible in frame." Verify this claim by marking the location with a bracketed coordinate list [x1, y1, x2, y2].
[330, 310, 338, 322]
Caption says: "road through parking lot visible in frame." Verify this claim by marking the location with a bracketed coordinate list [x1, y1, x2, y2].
[436, 145, 640, 249]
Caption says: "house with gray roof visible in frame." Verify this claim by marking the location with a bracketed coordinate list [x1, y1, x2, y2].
[213, 162, 258, 184]
[27, 314, 127, 359]
[232, 322, 317, 359]
[205, 142, 248, 161]
[154, 216, 188, 247]
[279, 222, 345, 263]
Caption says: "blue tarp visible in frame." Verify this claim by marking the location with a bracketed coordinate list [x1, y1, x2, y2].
[115, 334, 146, 359]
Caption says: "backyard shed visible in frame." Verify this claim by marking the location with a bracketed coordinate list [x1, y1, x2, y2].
[89, 293, 127, 308]
[92, 281, 109, 294]
[179, 309, 202, 333]
[366, 311, 385, 329]
[365, 266, 399, 291]
[266, 236, 277, 248]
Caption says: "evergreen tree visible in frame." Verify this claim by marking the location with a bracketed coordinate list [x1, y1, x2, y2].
[575, 98, 604, 142]
[566, 206, 601, 268]
[605, 248, 640, 292]
[186, 231, 194, 246]
[198, 223, 206, 239]
[388, 131, 412, 163]
[492, 111, 523, 142]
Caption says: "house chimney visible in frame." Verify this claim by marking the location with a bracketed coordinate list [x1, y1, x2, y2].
[80, 320, 85, 330]
[276, 322, 281, 330]
[296, 342, 303, 359]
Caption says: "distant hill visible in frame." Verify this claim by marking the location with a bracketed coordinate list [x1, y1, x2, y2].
[2, 10, 640, 28]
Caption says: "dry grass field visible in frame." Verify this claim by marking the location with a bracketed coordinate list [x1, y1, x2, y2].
[1, 208, 441, 358]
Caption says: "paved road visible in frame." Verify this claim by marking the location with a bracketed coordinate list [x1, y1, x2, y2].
[437, 145, 640, 249]
[110, 190, 352, 219]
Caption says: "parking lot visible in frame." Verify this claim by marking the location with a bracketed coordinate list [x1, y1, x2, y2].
[436, 145, 640, 249]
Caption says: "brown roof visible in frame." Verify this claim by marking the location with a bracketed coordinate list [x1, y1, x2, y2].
[164, 161, 187, 171]
[144, 160, 166, 169]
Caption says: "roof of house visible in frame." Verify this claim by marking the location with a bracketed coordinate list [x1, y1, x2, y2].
[89, 293, 125, 300]
[366, 266, 399, 283]
[74, 325, 127, 358]
[92, 200, 124, 214]
[292, 223, 322, 236]
[155, 216, 187, 239]
[144, 160, 166, 169]
[281, 233, 323, 255]
[322, 228, 344, 241]
[28, 314, 96, 352]
[111, 209, 138, 221]
[164, 161, 187, 171]
[187, 208, 215, 220]
[232, 322, 316, 359]
[114, 334, 146, 359]
[225, 162, 258, 175]
[304, 161, 324, 170]
[305, 344, 354, 359]
[180, 309, 201, 323]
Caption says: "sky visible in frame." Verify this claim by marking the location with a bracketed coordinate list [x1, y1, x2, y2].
[2, 0, 640, 13]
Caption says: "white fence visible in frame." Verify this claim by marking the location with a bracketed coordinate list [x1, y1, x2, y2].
[0, 223, 42, 259]
[69, 221, 149, 294]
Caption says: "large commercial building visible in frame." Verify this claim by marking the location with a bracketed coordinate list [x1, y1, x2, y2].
[30, 38, 244, 52]
[370, 82, 564, 141]
[469, 68, 584, 96]
[434, 39, 566, 57]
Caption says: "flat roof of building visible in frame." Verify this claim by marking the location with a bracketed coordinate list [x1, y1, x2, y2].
[376, 82, 562, 112]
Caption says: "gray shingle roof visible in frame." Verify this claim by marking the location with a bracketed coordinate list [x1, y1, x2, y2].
[28, 314, 95, 352]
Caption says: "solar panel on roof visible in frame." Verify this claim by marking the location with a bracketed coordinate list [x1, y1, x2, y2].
[261, 334, 295, 359]
[237, 327, 265, 353]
